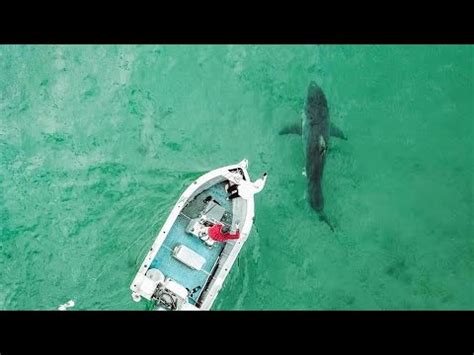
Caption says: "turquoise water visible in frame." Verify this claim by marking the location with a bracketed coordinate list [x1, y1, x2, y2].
[0, 45, 472, 310]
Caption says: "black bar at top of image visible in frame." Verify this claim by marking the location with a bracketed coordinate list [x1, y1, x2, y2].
[1, 29, 472, 45]
[0, 6, 472, 44]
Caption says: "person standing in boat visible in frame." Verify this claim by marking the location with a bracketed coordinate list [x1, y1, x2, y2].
[227, 172, 267, 200]
[208, 223, 240, 242]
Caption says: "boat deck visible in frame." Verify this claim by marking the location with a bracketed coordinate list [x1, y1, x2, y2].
[150, 182, 231, 304]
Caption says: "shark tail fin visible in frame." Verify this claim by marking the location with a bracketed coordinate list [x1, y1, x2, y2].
[319, 211, 335, 232]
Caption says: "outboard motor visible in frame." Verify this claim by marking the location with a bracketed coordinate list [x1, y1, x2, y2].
[149, 275, 189, 311]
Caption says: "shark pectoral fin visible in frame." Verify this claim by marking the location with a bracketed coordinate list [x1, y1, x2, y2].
[279, 122, 302, 135]
[330, 123, 347, 140]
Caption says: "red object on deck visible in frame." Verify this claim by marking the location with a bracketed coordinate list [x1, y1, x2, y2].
[208, 224, 240, 242]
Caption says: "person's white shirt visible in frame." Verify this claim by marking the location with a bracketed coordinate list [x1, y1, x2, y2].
[237, 173, 267, 200]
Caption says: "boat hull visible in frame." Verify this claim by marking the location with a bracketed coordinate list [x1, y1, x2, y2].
[130, 159, 261, 310]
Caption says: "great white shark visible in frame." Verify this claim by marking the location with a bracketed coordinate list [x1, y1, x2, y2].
[279, 81, 347, 231]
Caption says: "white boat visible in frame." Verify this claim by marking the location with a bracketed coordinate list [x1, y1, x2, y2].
[130, 159, 267, 310]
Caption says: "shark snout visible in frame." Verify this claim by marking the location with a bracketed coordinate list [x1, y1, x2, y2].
[308, 81, 322, 94]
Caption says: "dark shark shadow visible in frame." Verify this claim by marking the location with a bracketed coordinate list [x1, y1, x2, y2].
[279, 81, 347, 231]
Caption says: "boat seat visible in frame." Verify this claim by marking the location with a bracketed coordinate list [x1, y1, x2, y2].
[186, 218, 208, 237]
[172, 244, 206, 271]
[184, 218, 215, 248]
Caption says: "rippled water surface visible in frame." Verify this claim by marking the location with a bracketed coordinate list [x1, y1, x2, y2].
[0, 45, 472, 310]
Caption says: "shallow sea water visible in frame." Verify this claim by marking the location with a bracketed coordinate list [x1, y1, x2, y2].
[0, 45, 472, 310]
